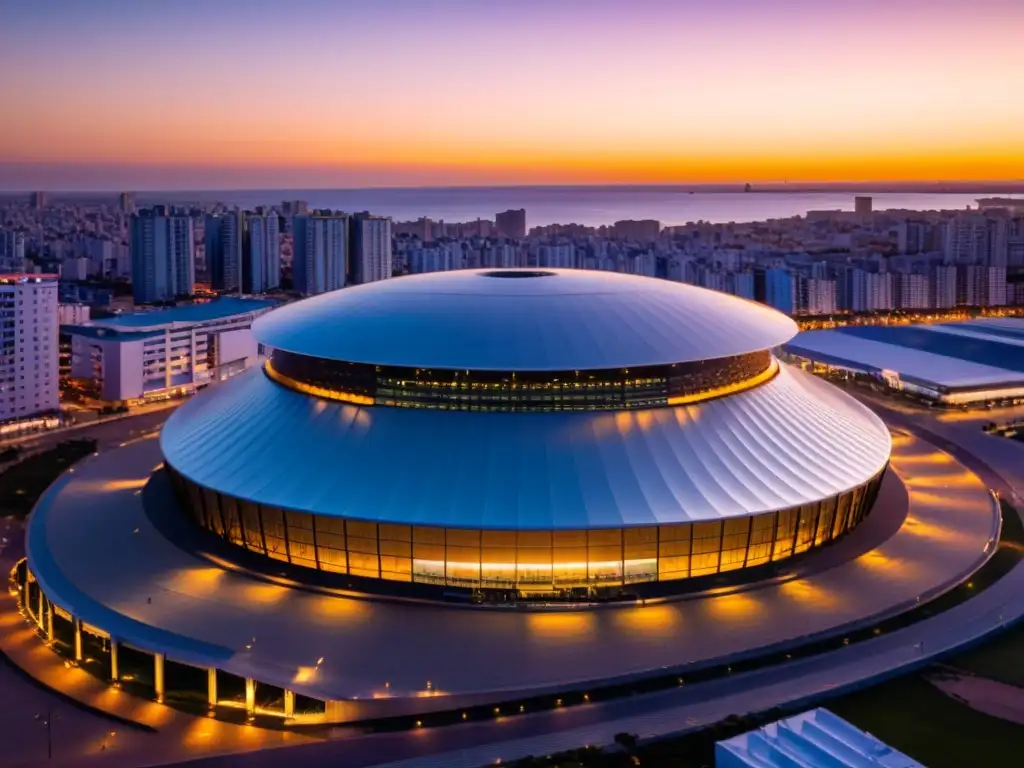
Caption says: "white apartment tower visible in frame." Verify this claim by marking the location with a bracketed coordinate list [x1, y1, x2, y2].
[798, 277, 838, 315]
[931, 265, 957, 308]
[896, 273, 930, 309]
[0, 275, 58, 423]
[293, 214, 348, 296]
[245, 213, 281, 294]
[944, 214, 1007, 266]
[349, 214, 393, 285]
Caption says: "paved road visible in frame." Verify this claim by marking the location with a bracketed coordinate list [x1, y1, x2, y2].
[2, 405, 178, 454]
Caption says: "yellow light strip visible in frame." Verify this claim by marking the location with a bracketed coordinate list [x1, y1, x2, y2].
[264, 360, 375, 406]
[667, 358, 779, 406]
[266, 357, 779, 409]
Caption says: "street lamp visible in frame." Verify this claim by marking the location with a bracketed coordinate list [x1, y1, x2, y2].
[35, 708, 59, 760]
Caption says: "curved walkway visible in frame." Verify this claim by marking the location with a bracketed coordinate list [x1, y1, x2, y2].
[23, 427, 996, 717]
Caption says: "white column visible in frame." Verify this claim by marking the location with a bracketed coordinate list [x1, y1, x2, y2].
[207, 668, 217, 709]
[154, 652, 165, 703]
[110, 640, 119, 681]
[245, 678, 256, 716]
[73, 617, 83, 662]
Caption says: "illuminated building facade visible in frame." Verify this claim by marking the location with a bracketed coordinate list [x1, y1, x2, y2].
[160, 269, 892, 598]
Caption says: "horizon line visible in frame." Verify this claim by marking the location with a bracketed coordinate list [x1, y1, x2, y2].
[3, 180, 1024, 196]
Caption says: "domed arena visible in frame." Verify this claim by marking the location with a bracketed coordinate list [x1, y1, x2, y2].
[19, 267, 1005, 728]
[160, 268, 892, 599]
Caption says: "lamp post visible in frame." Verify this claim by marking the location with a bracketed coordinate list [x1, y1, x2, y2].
[35, 708, 59, 760]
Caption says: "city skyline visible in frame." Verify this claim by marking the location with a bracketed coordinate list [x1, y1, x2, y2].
[2, 0, 1023, 190]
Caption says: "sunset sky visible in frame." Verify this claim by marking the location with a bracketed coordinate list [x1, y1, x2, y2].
[1, 0, 1022, 190]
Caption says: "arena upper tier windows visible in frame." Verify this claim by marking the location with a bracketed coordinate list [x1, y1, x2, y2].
[265, 348, 777, 412]
[165, 464, 887, 596]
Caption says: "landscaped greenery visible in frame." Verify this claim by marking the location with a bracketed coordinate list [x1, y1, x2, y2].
[509, 674, 1024, 768]
[947, 621, 1024, 688]
[829, 675, 1024, 768]
[0, 439, 97, 518]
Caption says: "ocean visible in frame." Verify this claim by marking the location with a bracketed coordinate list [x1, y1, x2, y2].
[138, 187, 1003, 228]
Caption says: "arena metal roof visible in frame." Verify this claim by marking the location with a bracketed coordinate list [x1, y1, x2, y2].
[786, 329, 1024, 389]
[253, 269, 798, 371]
[159, 364, 891, 529]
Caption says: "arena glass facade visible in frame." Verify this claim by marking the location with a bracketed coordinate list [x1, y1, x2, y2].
[166, 465, 886, 592]
[265, 348, 777, 412]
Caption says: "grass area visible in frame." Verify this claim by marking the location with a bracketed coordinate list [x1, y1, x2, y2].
[0, 439, 97, 518]
[511, 675, 1024, 768]
[947, 614, 1024, 687]
[829, 675, 1024, 768]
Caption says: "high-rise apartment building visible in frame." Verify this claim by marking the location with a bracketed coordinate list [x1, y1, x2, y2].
[931, 265, 957, 308]
[244, 213, 281, 294]
[130, 209, 195, 303]
[895, 273, 930, 309]
[944, 214, 1007, 266]
[897, 220, 935, 255]
[537, 243, 576, 269]
[119, 192, 135, 214]
[854, 196, 873, 215]
[796, 277, 837, 315]
[349, 214, 393, 285]
[755, 267, 794, 314]
[495, 209, 527, 240]
[205, 212, 245, 292]
[0, 275, 58, 423]
[727, 271, 756, 300]
[293, 214, 348, 295]
[1008, 218, 1024, 267]
[0, 230, 26, 273]
[986, 266, 1008, 306]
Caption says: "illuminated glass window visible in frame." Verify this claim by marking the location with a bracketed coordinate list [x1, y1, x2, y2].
[772, 509, 797, 561]
[815, 497, 836, 546]
[588, 528, 623, 584]
[261, 506, 289, 563]
[221, 496, 244, 546]
[691, 521, 723, 576]
[239, 501, 264, 553]
[793, 504, 818, 554]
[446, 529, 481, 586]
[202, 488, 225, 537]
[268, 349, 774, 412]
[832, 492, 853, 538]
[720, 517, 751, 572]
[285, 511, 317, 569]
[745, 512, 775, 567]
[168, 463, 887, 596]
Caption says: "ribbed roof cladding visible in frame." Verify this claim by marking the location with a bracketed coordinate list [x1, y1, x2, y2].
[253, 269, 798, 371]
[160, 364, 890, 529]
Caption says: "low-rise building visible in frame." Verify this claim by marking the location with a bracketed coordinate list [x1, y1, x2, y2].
[67, 297, 277, 404]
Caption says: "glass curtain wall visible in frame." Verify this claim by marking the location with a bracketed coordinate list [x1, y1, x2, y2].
[167, 464, 887, 592]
